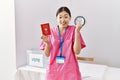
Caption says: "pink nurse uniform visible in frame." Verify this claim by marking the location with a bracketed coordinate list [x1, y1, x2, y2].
[40, 25, 86, 80]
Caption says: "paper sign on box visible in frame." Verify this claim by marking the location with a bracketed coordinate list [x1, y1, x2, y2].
[28, 53, 44, 67]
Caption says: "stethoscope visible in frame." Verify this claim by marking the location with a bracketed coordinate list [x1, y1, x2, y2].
[74, 16, 86, 26]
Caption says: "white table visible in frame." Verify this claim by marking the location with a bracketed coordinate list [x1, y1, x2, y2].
[15, 66, 46, 80]
[104, 67, 120, 80]
[15, 63, 120, 80]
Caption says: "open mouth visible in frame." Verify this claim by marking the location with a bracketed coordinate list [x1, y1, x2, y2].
[61, 22, 66, 25]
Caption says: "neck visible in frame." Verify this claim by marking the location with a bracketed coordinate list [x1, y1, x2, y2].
[59, 26, 67, 35]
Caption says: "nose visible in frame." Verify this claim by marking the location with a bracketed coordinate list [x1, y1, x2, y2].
[61, 18, 65, 22]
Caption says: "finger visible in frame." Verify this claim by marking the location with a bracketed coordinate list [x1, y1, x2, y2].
[41, 36, 44, 39]
[41, 35, 46, 39]
[77, 23, 82, 27]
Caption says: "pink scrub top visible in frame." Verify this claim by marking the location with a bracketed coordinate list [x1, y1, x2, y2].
[40, 25, 86, 80]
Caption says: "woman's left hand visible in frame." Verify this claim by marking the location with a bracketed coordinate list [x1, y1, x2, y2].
[75, 23, 82, 32]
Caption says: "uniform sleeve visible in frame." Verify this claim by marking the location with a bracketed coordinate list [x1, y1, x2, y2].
[79, 33, 86, 49]
[40, 41, 46, 50]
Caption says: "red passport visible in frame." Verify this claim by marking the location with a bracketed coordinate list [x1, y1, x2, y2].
[40, 23, 51, 36]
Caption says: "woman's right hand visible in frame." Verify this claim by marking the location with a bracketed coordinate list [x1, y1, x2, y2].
[41, 35, 50, 57]
[41, 35, 50, 44]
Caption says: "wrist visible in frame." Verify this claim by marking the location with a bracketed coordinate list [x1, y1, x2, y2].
[45, 41, 50, 45]
[75, 29, 80, 33]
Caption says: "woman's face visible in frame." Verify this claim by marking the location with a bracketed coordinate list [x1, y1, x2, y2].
[57, 11, 71, 28]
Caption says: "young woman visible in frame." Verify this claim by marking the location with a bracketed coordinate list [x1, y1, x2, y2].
[40, 6, 86, 80]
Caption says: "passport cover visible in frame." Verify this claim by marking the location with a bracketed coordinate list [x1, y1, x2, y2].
[40, 23, 51, 36]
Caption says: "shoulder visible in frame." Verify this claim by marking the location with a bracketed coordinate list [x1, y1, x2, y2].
[68, 25, 76, 28]
[48, 26, 58, 38]
[50, 26, 58, 32]
[67, 25, 76, 31]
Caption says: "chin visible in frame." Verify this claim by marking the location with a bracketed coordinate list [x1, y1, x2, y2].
[63, 24, 68, 27]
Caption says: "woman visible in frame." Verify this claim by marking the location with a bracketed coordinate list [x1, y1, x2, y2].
[40, 6, 86, 80]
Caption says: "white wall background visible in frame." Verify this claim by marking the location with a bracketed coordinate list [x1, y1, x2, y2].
[15, 0, 120, 67]
[0, 0, 16, 80]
